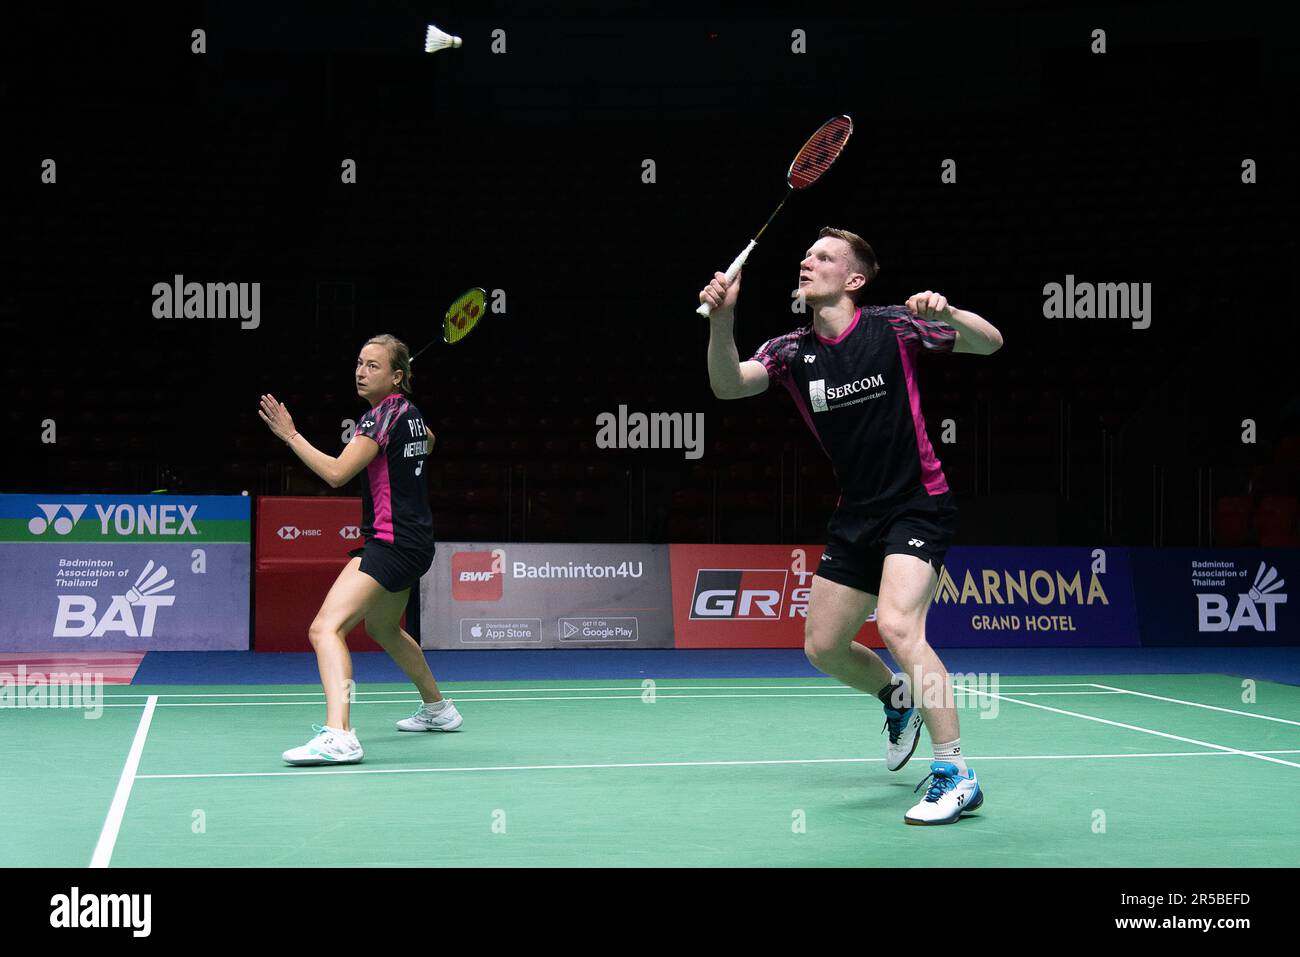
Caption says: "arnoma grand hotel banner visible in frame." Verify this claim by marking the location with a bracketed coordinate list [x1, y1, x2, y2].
[925, 547, 1140, 647]
[0, 494, 251, 650]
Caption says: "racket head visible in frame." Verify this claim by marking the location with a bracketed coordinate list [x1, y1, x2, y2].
[443, 287, 487, 344]
[786, 115, 853, 190]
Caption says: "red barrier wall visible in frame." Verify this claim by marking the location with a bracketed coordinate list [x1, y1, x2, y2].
[669, 544, 880, 649]
[255, 496, 396, 652]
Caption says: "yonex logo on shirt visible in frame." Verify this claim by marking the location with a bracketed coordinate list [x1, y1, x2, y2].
[803, 354, 816, 363]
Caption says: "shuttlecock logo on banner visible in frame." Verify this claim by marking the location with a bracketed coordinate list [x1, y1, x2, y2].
[54, 560, 177, 638]
[1198, 562, 1287, 633]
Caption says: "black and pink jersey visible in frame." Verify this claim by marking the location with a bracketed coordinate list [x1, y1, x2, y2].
[354, 393, 434, 553]
[751, 305, 957, 505]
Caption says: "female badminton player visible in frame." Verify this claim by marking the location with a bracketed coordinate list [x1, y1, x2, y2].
[258, 334, 462, 765]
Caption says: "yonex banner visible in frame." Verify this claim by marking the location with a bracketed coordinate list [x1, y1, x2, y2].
[421, 543, 674, 649]
[0, 495, 250, 650]
[926, 546, 1140, 647]
[1130, 549, 1298, 646]
[669, 544, 880, 649]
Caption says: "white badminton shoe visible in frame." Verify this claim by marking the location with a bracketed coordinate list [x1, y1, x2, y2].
[395, 699, 463, 732]
[282, 725, 364, 765]
[882, 703, 924, 772]
[904, 761, 983, 825]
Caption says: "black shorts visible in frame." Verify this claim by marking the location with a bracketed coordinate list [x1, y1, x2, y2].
[815, 489, 957, 596]
[348, 539, 434, 593]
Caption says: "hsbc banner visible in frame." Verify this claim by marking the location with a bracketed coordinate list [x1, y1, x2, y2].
[927, 547, 1140, 647]
[421, 544, 673, 649]
[669, 544, 880, 649]
[1130, 549, 1297, 646]
[0, 494, 250, 650]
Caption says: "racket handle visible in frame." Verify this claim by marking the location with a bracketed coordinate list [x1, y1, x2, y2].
[696, 240, 757, 317]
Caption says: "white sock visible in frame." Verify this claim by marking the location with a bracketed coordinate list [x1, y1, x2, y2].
[423, 699, 448, 712]
[934, 739, 968, 774]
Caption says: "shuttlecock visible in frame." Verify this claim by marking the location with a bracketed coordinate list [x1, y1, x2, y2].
[425, 23, 462, 53]
[125, 561, 174, 604]
[1247, 562, 1284, 602]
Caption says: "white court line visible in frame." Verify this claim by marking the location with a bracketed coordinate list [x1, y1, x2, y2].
[91, 690, 1125, 709]
[95, 682, 1098, 699]
[1092, 682, 1300, 728]
[970, 688, 1300, 770]
[89, 695, 158, 868]
[134, 748, 1300, 781]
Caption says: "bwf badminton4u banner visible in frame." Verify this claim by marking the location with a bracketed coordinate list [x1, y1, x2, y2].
[0, 494, 250, 651]
[421, 543, 674, 649]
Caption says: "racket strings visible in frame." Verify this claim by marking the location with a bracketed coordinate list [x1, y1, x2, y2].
[787, 116, 853, 189]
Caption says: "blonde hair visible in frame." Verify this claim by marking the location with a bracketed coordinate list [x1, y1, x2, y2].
[818, 227, 880, 303]
[363, 334, 414, 395]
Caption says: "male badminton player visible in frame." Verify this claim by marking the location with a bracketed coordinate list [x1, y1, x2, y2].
[258, 334, 462, 765]
[699, 228, 1003, 824]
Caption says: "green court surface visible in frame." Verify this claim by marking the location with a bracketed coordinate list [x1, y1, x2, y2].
[5, 675, 1299, 867]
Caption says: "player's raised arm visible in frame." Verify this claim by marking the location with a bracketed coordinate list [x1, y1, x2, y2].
[700, 270, 770, 399]
[905, 291, 1004, 355]
[258, 393, 379, 488]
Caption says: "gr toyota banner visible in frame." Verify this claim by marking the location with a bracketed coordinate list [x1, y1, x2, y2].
[1130, 549, 1297, 646]
[0, 494, 250, 651]
[421, 543, 674, 649]
[669, 544, 880, 649]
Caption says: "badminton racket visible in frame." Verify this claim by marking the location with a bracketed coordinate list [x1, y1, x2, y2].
[412, 287, 487, 364]
[696, 115, 854, 317]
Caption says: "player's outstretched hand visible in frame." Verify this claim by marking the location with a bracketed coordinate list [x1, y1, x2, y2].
[699, 269, 742, 316]
[258, 394, 297, 443]
[906, 290, 952, 322]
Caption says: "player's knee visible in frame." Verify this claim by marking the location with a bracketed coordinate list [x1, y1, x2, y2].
[876, 613, 922, 653]
[803, 626, 842, 671]
[307, 618, 335, 648]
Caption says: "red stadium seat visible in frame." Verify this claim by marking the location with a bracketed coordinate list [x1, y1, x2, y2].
[1255, 496, 1299, 547]
[1213, 496, 1253, 546]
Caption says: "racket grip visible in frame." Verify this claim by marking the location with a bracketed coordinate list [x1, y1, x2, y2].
[696, 240, 757, 317]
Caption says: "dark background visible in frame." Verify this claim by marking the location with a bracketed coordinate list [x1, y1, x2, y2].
[4, 0, 1297, 547]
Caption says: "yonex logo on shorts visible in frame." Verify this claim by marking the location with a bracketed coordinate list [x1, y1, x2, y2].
[689, 569, 788, 619]
[452, 551, 502, 601]
[908, 538, 925, 547]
